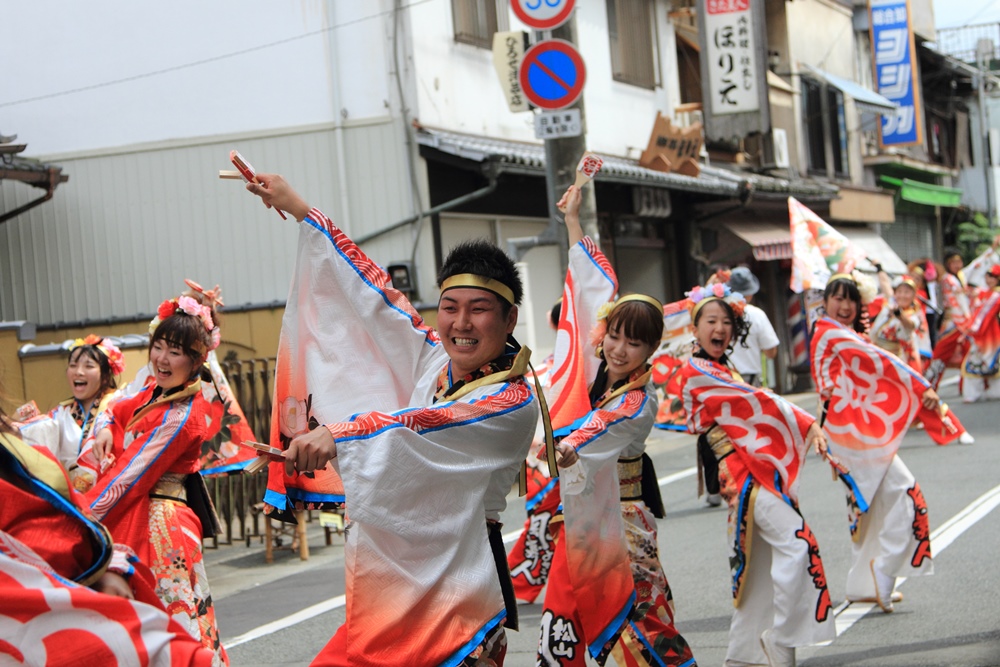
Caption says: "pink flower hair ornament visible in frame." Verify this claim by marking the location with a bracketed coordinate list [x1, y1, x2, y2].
[148, 296, 221, 351]
[685, 284, 747, 320]
[68, 335, 126, 376]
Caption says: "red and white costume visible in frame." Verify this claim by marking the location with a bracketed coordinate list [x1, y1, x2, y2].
[79, 379, 228, 662]
[680, 355, 835, 665]
[962, 286, 1000, 402]
[810, 317, 964, 601]
[265, 208, 538, 666]
[537, 239, 694, 667]
[0, 430, 219, 666]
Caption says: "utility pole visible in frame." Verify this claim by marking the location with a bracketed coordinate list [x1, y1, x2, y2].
[976, 38, 997, 227]
[542, 15, 599, 246]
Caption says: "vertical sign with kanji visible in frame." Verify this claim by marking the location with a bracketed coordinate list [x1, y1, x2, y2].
[704, 0, 759, 115]
[869, 0, 922, 147]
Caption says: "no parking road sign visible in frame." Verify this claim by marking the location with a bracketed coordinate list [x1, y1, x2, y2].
[518, 39, 586, 111]
[511, 0, 576, 30]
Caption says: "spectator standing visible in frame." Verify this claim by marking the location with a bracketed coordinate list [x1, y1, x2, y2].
[727, 267, 780, 387]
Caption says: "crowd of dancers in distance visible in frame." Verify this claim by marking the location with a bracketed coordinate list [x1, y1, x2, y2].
[2, 168, 998, 667]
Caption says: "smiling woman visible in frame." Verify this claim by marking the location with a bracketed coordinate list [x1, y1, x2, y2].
[18, 335, 124, 475]
[679, 283, 836, 666]
[531, 185, 695, 667]
[74, 297, 230, 663]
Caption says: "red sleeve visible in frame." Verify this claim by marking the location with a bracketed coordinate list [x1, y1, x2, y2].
[85, 395, 209, 524]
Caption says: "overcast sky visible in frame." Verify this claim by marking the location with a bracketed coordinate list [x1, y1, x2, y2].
[932, 0, 1000, 30]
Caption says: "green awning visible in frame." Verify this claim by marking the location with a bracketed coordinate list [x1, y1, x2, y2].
[879, 175, 962, 207]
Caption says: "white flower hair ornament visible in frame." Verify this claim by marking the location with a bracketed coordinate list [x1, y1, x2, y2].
[685, 283, 747, 320]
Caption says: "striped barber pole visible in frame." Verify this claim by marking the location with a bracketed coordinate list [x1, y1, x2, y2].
[787, 294, 808, 367]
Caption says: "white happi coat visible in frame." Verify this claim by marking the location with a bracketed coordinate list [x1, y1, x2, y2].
[270, 208, 538, 666]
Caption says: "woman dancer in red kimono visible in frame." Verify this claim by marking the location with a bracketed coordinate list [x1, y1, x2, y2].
[927, 248, 973, 388]
[961, 265, 1000, 402]
[78, 296, 229, 663]
[811, 273, 967, 615]
[537, 186, 695, 667]
[678, 285, 834, 667]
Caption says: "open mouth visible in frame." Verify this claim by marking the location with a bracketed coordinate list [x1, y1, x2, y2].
[452, 337, 478, 347]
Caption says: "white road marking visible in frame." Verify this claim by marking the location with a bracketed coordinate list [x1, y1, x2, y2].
[224, 595, 346, 649]
[223, 477, 1000, 651]
[832, 482, 1000, 637]
[223, 466, 698, 649]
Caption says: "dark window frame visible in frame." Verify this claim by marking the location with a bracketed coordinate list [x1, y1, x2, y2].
[452, 0, 507, 49]
[607, 0, 659, 90]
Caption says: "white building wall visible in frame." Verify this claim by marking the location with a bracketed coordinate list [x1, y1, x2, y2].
[410, 0, 679, 157]
[784, 0, 865, 182]
[957, 95, 1000, 216]
[1, 0, 682, 335]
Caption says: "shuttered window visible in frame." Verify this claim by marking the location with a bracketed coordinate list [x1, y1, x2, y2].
[452, 0, 508, 49]
[607, 0, 657, 89]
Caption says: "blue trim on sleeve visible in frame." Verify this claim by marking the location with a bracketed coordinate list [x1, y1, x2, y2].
[0, 445, 112, 584]
[439, 609, 506, 667]
[285, 488, 346, 504]
[304, 216, 438, 348]
[572, 394, 649, 452]
[199, 459, 253, 476]
[89, 399, 194, 516]
[588, 589, 636, 658]
[525, 478, 558, 512]
[263, 488, 288, 510]
[335, 382, 535, 443]
[653, 423, 688, 431]
[576, 239, 616, 291]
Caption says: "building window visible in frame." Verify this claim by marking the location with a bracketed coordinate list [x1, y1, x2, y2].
[801, 78, 849, 178]
[452, 0, 508, 49]
[607, 0, 657, 89]
[802, 79, 826, 174]
[828, 87, 849, 177]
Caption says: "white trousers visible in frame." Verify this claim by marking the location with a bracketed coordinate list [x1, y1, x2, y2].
[961, 373, 1000, 402]
[726, 490, 836, 665]
[845, 455, 933, 600]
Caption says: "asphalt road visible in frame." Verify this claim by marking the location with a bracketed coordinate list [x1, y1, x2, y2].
[215, 376, 1000, 666]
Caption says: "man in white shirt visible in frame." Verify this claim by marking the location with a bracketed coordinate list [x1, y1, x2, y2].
[727, 267, 780, 387]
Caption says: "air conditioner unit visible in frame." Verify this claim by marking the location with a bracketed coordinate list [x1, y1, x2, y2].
[773, 128, 790, 169]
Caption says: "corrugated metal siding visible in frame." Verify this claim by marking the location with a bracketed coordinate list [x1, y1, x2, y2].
[879, 212, 934, 262]
[0, 120, 415, 326]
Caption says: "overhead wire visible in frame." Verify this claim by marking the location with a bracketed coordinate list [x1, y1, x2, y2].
[0, 0, 435, 109]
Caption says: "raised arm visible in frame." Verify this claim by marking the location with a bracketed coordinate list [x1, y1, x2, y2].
[250, 174, 444, 425]
[557, 185, 585, 247]
[246, 174, 312, 221]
